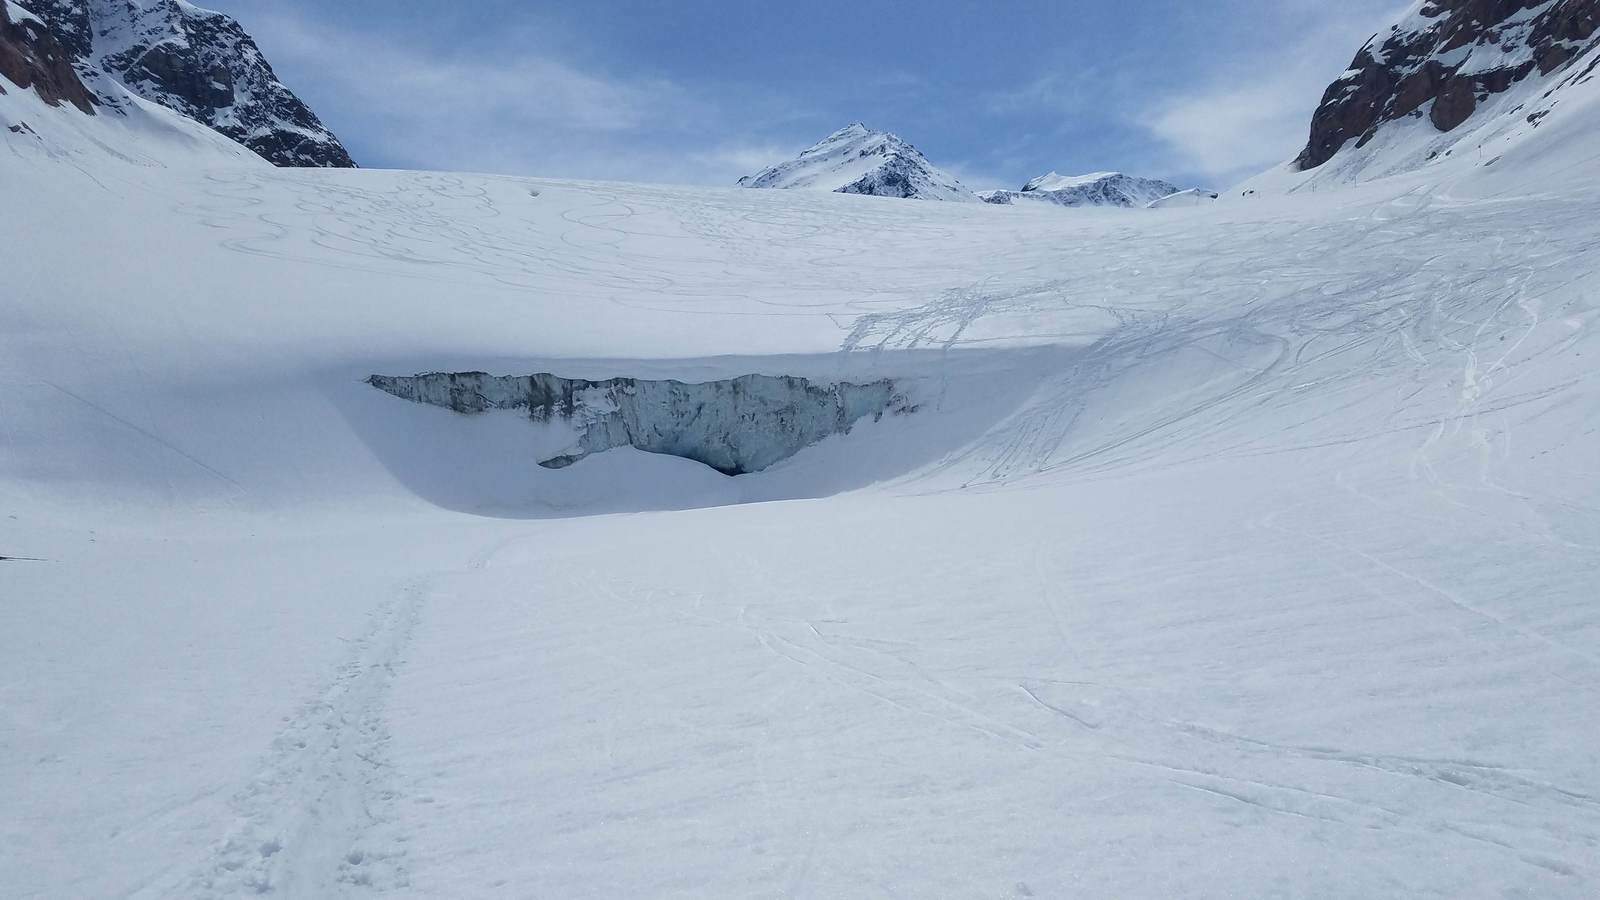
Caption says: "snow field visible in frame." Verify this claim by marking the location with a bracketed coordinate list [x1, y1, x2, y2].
[3, 73, 1600, 895]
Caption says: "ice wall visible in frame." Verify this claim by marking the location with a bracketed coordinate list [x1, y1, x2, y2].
[367, 371, 912, 475]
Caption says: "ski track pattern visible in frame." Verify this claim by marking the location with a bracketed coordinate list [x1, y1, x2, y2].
[844, 190, 1599, 497]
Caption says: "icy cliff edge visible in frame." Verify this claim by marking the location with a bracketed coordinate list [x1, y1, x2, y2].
[367, 371, 914, 475]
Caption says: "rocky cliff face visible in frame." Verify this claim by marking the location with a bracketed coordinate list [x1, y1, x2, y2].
[368, 372, 913, 475]
[0, 1, 96, 113]
[739, 124, 979, 202]
[22, 0, 354, 167]
[980, 172, 1194, 209]
[1297, 0, 1600, 171]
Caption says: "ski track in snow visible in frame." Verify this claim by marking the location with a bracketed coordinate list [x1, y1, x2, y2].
[183, 578, 427, 898]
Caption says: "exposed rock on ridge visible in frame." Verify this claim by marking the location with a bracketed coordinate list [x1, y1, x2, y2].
[23, 0, 354, 167]
[368, 372, 913, 475]
[0, 1, 96, 113]
[1297, 0, 1600, 170]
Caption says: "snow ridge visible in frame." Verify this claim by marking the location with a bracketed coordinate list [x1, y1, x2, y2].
[738, 123, 979, 202]
[1146, 187, 1221, 209]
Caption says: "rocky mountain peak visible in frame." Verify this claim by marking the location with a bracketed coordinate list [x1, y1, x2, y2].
[1296, 0, 1600, 171]
[21, 0, 354, 167]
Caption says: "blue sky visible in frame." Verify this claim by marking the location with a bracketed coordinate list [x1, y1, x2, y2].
[222, 0, 1405, 189]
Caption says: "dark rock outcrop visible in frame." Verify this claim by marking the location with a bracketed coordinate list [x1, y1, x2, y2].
[1296, 0, 1600, 170]
[368, 371, 913, 475]
[0, 2, 96, 113]
[23, 0, 354, 167]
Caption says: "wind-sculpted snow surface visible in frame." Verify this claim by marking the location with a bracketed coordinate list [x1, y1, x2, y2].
[368, 371, 909, 474]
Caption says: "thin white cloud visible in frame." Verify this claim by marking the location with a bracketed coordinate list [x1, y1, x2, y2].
[1137, 1, 1408, 187]
[1141, 78, 1327, 186]
[689, 142, 797, 179]
[970, 2, 1407, 187]
[237, 1, 1413, 191]
[980, 67, 1107, 119]
[244, 10, 772, 184]
[941, 161, 1013, 193]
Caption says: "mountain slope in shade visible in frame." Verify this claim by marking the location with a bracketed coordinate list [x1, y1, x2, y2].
[22, 0, 354, 167]
[1274, 0, 1599, 185]
[980, 171, 1198, 209]
[738, 123, 979, 201]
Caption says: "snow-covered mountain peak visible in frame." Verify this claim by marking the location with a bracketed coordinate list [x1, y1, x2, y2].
[825, 121, 872, 140]
[738, 123, 980, 202]
[982, 171, 1194, 209]
[1022, 171, 1121, 193]
[802, 122, 913, 161]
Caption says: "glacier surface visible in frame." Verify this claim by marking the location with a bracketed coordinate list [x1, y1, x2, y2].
[5, 50, 1600, 900]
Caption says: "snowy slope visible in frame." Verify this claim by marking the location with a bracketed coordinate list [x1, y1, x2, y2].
[4, 63, 1600, 900]
[980, 171, 1193, 208]
[738, 122, 979, 201]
